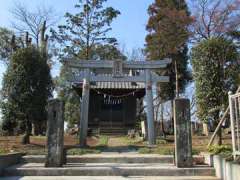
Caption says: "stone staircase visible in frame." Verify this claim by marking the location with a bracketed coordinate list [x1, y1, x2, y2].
[99, 126, 128, 135]
[2, 153, 220, 179]
[97, 122, 129, 135]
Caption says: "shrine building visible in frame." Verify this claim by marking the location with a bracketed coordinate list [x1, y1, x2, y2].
[74, 80, 145, 135]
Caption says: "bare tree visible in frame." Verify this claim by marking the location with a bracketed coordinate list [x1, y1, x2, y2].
[10, 1, 59, 47]
[191, 0, 240, 41]
[127, 48, 145, 61]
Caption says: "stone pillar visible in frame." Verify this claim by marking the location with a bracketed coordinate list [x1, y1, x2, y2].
[79, 69, 90, 147]
[174, 98, 192, 167]
[45, 99, 64, 167]
[145, 69, 156, 145]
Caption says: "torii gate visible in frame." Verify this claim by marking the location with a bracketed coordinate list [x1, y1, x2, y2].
[64, 59, 172, 147]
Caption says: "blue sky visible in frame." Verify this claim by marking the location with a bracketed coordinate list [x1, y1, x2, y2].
[0, 0, 155, 80]
[0, 0, 153, 51]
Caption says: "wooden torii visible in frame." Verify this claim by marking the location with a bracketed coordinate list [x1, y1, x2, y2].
[64, 59, 172, 147]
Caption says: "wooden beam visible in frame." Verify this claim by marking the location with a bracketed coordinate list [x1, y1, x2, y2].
[63, 59, 172, 69]
[68, 73, 170, 83]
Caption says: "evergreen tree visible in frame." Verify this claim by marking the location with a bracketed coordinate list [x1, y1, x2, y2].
[64, 91, 81, 130]
[1, 47, 52, 142]
[191, 37, 239, 144]
[51, 0, 120, 60]
[0, 27, 22, 64]
[0, 28, 15, 63]
[145, 0, 192, 100]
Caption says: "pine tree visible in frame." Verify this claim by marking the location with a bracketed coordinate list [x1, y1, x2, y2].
[51, 0, 120, 60]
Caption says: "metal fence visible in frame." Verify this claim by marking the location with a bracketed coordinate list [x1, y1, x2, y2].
[229, 92, 240, 159]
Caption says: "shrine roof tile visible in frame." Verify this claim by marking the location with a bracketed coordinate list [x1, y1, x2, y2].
[90, 82, 145, 89]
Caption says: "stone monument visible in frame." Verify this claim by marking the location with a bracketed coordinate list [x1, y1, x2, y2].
[45, 99, 64, 167]
[174, 98, 193, 167]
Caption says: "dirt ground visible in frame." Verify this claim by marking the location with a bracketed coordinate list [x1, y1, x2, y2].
[0, 136, 99, 154]
[0, 134, 233, 155]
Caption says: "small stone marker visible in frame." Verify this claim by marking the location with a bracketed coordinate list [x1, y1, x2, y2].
[45, 99, 64, 167]
[174, 98, 193, 168]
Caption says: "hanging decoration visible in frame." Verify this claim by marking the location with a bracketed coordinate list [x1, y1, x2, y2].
[92, 88, 142, 98]
[92, 88, 142, 105]
[103, 97, 123, 105]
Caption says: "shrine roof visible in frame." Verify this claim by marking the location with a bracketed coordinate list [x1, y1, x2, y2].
[91, 82, 145, 89]
[73, 82, 145, 89]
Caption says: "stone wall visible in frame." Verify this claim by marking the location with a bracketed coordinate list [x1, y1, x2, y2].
[203, 153, 240, 180]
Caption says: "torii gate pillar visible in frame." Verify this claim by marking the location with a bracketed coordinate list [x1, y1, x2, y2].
[146, 69, 156, 145]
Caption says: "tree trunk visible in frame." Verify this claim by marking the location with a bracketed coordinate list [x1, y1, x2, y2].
[21, 119, 31, 144]
[174, 60, 179, 98]
[33, 121, 46, 136]
[216, 128, 222, 145]
[202, 122, 209, 136]
[144, 117, 148, 141]
[171, 100, 174, 135]
[161, 104, 166, 138]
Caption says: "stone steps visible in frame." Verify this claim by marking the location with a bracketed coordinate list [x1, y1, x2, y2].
[99, 127, 127, 135]
[21, 155, 205, 164]
[3, 154, 218, 179]
[3, 163, 216, 177]
[0, 176, 221, 180]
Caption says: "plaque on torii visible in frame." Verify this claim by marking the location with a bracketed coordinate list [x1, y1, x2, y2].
[63, 58, 172, 147]
[113, 60, 123, 77]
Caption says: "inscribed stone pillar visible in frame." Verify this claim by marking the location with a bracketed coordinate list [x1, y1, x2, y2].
[145, 69, 156, 145]
[174, 98, 193, 167]
[79, 69, 90, 147]
[45, 99, 64, 167]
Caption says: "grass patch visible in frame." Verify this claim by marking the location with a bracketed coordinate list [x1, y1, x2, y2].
[115, 136, 143, 146]
[156, 139, 168, 145]
[208, 145, 232, 159]
[97, 136, 109, 146]
[192, 148, 201, 155]
[94, 135, 109, 151]
[17, 146, 47, 155]
[67, 148, 101, 155]
[0, 148, 9, 155]
[67, 136, 109, 155]
[138, 147, 174, 155]
[31, 136, 46, 140]
[139, 146, 201, 155]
